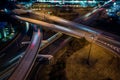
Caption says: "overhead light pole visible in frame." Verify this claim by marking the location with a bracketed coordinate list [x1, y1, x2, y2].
[87, 35, 95, 65]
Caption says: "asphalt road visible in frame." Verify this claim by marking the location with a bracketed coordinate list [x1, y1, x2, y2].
[0, 23, 33, 79]
[8, 26, 42, 80]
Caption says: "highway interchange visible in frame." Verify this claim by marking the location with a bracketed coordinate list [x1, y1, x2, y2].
[0, 0, 120, 80]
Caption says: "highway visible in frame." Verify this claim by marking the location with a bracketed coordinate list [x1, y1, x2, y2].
[0, 20, 34, 79]
[16, 9, 119, 39]
[13, 15, 120, 56]
[13, 15, 84, 38]
[8, 26, 42, 80]
[0, 52, 24, 80]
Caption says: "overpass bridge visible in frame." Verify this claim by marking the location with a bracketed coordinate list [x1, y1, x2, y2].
[14, 14, 120, 54]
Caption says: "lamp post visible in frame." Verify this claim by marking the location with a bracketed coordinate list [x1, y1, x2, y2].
[87, 35, 94, 65]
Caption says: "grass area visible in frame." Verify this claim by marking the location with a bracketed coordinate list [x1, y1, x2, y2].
[35, 38, 120, 80]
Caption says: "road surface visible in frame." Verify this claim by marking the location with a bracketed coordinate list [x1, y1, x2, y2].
[13, 15, 120, 56]
[8, 26, 42, 80]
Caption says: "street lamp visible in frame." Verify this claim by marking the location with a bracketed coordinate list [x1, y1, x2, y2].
[87, 34, 95, 65]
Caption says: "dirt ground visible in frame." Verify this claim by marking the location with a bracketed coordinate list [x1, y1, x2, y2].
[66, 44, 120, 80]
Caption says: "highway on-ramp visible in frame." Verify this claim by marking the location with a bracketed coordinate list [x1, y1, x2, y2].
[8, 26, 42, 80]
